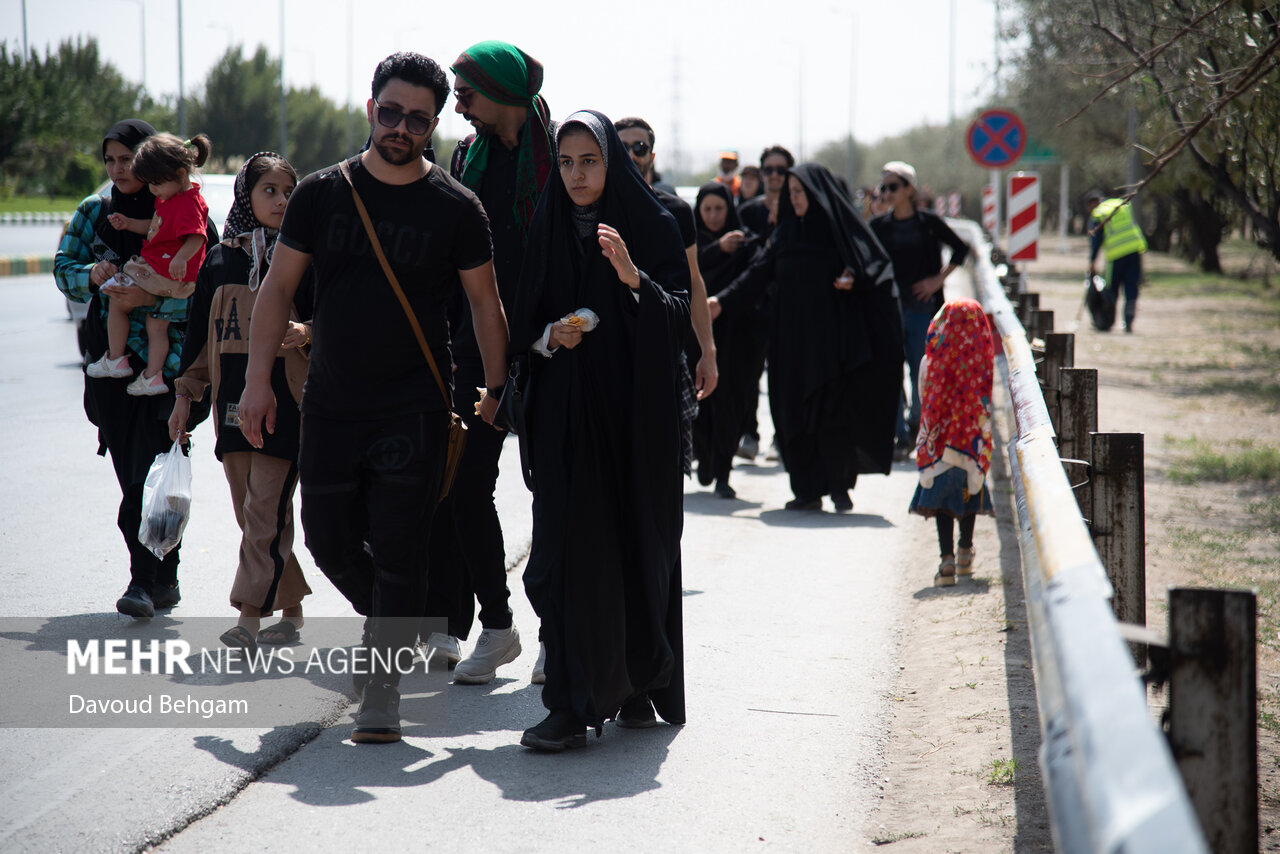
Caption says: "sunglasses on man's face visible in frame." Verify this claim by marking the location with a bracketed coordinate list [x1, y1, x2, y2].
[626, 140, 651, 157]
[761, 165, 788, 176]
[880, 182, 903, 194]
[373, 99, 434, 136]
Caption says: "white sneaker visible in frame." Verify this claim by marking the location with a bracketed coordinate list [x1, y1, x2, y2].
[421, 632, 461, 668]
[531, 642, 546, 685]
[126, 372, 168, 396]
[453, 626, 522, 685]
[86, 353, 133, 379]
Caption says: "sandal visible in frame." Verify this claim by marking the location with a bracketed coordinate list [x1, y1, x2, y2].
[934, 556, 957, 587]
[219, 625, 258, 657]
[257, 620, 301, 645]
[956, 547, 975, 576]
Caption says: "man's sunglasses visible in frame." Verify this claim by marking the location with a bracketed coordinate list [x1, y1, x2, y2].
[761, 165, 788, 176]
[626, 140, 651, 157]
[373, 99, 434, 136]
[880, 181, 904, 194]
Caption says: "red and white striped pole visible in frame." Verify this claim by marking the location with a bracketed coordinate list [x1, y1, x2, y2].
[1007, 172, 1040, 262]
[981, 185, 997, 237]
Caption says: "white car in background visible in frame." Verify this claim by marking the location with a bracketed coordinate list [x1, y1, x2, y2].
[65, 173, 236, 355]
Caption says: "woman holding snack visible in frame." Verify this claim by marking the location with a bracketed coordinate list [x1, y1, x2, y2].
[509, 110, 691, 751]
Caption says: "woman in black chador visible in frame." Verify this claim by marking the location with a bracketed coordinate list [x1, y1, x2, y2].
[511, 110, 690, 751]
[691, 181, 758, 499]
[711, 162, 902, 512]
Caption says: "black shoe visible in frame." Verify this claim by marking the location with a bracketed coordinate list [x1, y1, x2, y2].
[696, 462, 714, 487]
[521, 710, 587, 751]
[714, 480, 737, 499]
[116, 585, 154, 620]
[351, 617, 374, 699]
[831, 491, 853, 513]
[784, 497, 822, 512]
[616, 695, 658, 729]
[351, 681, 402, 744]
[151, 582, 181, 609]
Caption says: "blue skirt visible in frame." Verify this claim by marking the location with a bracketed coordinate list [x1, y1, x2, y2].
[908, 466, 994, 518]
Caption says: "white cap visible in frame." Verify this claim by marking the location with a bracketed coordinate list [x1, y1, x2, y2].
[881, 161, 917, 187]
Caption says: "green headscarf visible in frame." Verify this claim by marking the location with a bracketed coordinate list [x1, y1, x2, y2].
[451, 40, 553, 241]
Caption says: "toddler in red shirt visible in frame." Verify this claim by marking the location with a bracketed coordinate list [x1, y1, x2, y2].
[86, 133, 211, 396]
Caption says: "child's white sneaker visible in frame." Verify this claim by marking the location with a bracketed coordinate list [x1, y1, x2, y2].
[86, 353, 133, 379]
[126, 372, 168, 396]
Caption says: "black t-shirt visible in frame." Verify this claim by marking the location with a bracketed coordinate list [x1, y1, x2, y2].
[737, 195, 774, 240]
[871, 209, 969, 315]
[449, 134, 523, 374]
[278, 156, 492, 419]
[654, 188, 696, 249]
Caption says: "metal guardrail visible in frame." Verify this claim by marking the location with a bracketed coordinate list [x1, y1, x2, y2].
[954, 221, 1208, 854]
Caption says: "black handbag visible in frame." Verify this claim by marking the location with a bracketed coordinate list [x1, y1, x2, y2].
[495, 353, 535, 492]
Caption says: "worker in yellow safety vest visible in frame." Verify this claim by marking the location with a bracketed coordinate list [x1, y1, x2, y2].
[1085, 190, 1147, 333]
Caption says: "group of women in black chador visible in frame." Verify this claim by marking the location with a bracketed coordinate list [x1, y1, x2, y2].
[509, 111, 901, 749]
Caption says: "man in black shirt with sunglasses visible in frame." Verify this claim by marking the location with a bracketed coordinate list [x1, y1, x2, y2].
[733, 145, 794, 461]
[238, 52, 509, 745]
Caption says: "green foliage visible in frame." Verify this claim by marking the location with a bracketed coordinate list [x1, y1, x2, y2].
[191, 46, 367, 176]
[0, 38, 173, 198]
[985, 757, 1017, 785]
[1168, 438, 1280, 484]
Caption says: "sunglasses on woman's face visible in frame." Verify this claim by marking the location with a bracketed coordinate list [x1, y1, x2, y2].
[373, 99, 434, 136]
[626, 140, 651, 157]
[880, 182, 903, 194]
[762, 166, 788, 176]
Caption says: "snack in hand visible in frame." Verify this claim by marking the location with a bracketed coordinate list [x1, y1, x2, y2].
[560, 307, 600, 332]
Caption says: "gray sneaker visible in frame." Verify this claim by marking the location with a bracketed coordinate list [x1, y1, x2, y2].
[420, 632, 461, 671]
[531, 642, 547, 685]
[453, 626, 521, 685]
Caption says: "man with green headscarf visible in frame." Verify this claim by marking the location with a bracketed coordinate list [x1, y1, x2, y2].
[423, 40, 555, 687]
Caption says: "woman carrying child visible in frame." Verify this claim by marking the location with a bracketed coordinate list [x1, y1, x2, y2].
[87, 133, 212, 397]
[908, 298, 996, 586]
[168, 152, 314, 653]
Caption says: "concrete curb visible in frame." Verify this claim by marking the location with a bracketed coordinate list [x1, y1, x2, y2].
[0, 211, 72, 224]
[0, 256, 55, 276]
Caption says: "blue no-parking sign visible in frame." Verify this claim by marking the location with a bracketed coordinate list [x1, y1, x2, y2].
[966, 110, 1027, 169]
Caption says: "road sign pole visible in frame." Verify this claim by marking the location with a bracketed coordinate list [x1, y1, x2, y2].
[991, 169, 1002, 250]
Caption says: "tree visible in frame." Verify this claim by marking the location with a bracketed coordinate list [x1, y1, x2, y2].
[0, 39, 172, 198]
[1007, 0, 1280, 266]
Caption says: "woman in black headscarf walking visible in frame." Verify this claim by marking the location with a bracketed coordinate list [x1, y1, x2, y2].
[511, 110, 690, 751]
[54, 119, 218, 619]
[691, 181, 758, 499]
[710, 163, 901, 512]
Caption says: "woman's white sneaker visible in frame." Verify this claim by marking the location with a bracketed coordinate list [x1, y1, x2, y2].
[452, 626, 521, 685]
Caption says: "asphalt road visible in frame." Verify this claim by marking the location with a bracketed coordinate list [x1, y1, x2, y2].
[0, 224, 65, 258]
[0, 271, 930, 853]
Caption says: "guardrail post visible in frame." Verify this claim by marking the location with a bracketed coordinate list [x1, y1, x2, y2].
[1089, 432, 1145, 663]
[1058, 368, 1096, 517]
[1030, 308, 1054, 341]
[1168, 588, 1258, 853]
[1038, 333, 1073, 435]
[1017, 292, 1040, 329]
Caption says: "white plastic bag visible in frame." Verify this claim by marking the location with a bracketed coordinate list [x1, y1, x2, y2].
[138, 440, 192, 559]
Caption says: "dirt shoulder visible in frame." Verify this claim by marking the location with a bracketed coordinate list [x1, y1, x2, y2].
[865, 237, 1280, 851]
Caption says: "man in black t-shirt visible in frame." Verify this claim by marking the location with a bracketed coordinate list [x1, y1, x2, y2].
[238, 52, 509, 745]
[734, 145, 793, 460]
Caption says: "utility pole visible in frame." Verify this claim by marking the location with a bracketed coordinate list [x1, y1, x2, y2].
[177, 0, 186, 135]
[279, 0, 288, 158]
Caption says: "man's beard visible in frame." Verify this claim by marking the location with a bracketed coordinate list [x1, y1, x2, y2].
[371, 131, 424, 166]
[462, 113, 495, 136]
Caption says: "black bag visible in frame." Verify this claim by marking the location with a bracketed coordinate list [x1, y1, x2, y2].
[1085, 274, 1117, 331]
[495, 354, 535, 492]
